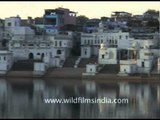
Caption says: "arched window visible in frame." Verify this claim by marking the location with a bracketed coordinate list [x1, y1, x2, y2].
[88, 40, 90, 45]
[98, 40, 100, 44]
[84, 50, 87, 55]
[115, 40, 117, 44]
[41, 53, 44, 60]
[59, 41, 62, 46]
[126, 36, 128, 39]
[55, 41, 57, 46]
[29, 53, 34, 59]
[57, 50, 62, 54]
[101, 39, 103, 43]
[95, 40, 97, 44]
[119, 35, 122, 39]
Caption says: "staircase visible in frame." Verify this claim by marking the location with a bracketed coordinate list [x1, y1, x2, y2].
[99, 64, 120, 74]
[63, 57, 78, 67]
[78, 57, 98, 68]
[11, 60, 34, 71]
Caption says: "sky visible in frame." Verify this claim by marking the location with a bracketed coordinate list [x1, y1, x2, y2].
[0, 1, 160, 19]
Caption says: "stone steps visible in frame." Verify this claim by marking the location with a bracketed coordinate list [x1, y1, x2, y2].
[99, 64, 120, 74]
[11, 60, 34, 71]
[78, 58, 98, 68]
[63, 57, 78, 67]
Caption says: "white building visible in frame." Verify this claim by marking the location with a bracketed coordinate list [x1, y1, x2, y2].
[5, 16, 21, 28]
[130, 38, 156, 49]
[81, 22, 130, 58]
[81, 21, 131, 58]
[8, 34, 73, 68]
[4, 16, 35, 40]
[50, 34, 73, 67]
[82, 64, 98, 76]
[98, 40, 155, 75]
[0, 50, 13, 74]
[98, 43, 118, 64]
[137, 45, 154, 74]
[119, 42, 155, 75]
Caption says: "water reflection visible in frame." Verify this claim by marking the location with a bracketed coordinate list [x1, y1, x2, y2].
[0, 78, 160, 118]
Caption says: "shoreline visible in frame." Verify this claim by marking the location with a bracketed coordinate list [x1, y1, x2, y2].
[0, 68, 160, 83]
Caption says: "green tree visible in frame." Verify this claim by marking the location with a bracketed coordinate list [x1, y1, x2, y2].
[76, 15, 89, 26]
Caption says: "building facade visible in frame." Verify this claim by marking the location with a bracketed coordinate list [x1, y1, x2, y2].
[81, 22, 131, 58]
[43, 8, 76, 34]
[0, 50, 13, 74]
[8, 34, 73, 68]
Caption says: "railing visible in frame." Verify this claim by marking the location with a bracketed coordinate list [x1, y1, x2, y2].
[74, 56, 81, 68]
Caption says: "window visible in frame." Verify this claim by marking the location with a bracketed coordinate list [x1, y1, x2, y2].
[57, 50, 61, 54]
[141, 62, 145, 67]
[102, 54, 105, 59]
[85, 50, 87, 55]
[7, 22, 11, 26]
[91, 40, 93, 45]
[126, 36, 128, 39]
[115, 40, 117, 44]
[119, 35, 122, 39]
[98, 40, 100, 44]
[88, 40, 90, 45]
[101, 39, 103, 43]
[55, 41, 57, 47]
[4, 56, 6, 61]
[37, 53, 40, 55]
[59, 41, 62, 47]
[90, 69, 92, 72]
[112, 40, 114, 44]
[28, 44, 34, 46]
[95, 40, 97, 44]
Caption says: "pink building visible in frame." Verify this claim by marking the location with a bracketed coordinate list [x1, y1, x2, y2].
[56, 7, 77, 25]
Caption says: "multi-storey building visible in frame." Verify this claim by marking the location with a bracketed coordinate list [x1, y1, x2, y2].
[81, 21, 131, 58]
[8, 34, 73, 67]
[43, 7, 77, 34]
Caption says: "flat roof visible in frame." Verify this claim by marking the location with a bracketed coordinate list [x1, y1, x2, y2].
[0, 50, 12, 54]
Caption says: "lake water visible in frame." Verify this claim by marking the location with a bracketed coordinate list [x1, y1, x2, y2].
[0, 78, 160, 119]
